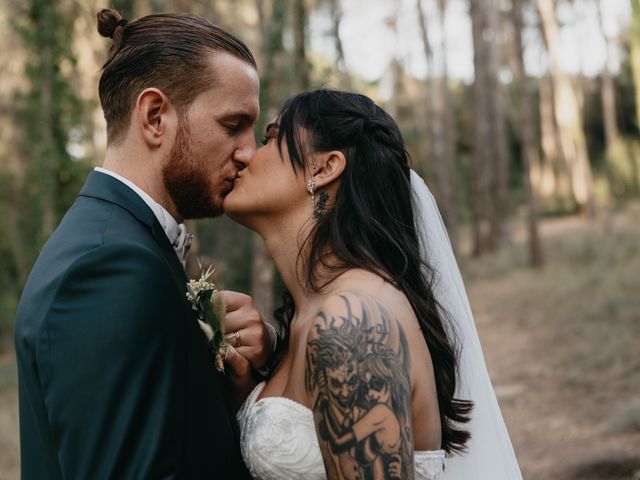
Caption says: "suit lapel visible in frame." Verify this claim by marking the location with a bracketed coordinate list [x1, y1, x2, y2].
[79, 171, 188, 290]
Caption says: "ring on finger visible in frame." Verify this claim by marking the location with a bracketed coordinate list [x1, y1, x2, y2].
[225, 330, 241, 347]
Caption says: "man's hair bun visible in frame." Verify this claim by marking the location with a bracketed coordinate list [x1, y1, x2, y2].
[97, 8, 125, 39]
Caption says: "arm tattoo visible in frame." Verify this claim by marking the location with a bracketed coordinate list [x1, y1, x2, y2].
[306, 294, 415, 480]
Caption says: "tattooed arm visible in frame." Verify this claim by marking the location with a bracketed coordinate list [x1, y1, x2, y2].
[305, 293, 415, 480]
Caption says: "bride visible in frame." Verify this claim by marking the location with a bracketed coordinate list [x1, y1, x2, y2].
[219, 89, 522, 479]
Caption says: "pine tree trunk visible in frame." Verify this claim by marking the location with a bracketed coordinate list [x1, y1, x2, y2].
[469, 0, 492, 255]
[537, 0, 596, 216]
[36, 0, 57, 239]
[510, 0, 543, 267]
[416, 0, 457, 245]
[250, 0, 291, 318]
[1, 179, 30, 286]
[538, 72, 558, 198]
[328, 0, 351, 90]
[469, 0, 509, 254]
[251, 235, 275, 321]
[486, 0, 510, 248]
[596, 0, 618, 150]
[293, 0, 310, 91]
[436, 0, 458, 247]
[594, 0, 634, 195]
[112, 0, 136, 17]
[629, 0, 640, 192]
[631, 1, 640, 137]
[385, 1, 403, 120]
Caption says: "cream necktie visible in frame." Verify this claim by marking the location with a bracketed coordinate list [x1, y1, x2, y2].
[172, 223, 193, 266]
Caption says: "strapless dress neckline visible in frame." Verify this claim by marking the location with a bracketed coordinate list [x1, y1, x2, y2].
[237, 381, 446, 480]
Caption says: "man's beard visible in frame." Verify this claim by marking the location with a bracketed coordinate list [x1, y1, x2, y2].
[162, 123, 222, 219]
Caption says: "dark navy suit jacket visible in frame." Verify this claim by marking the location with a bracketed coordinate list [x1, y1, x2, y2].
[14, 171, 249, 479]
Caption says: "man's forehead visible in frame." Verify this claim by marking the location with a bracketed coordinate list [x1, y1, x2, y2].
[207, 53, 259, 91]
[200, 53, 259, 113]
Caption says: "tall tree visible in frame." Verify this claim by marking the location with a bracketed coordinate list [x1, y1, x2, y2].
[251, 0, 290, 319]
[0, 1, 30, 292]
[416, 0, 457, 244]
[631, 0, 640, 134]
[6, 0, 86, 343]
[435, 0, 458, 244]
[537, 0, 596, 215]
[112, 0, 136, 17]
[384, 1, 404, 120]
[595, 0, 619, 150]
[328, 0, 351, 89]
[17, 0, 84, 248]
[292, 0, 310, 91]
[469, 0, 510, 254]
[509, 0, 543, 267]
[536, 22, 576, 212]
[595, 0, 634, 194]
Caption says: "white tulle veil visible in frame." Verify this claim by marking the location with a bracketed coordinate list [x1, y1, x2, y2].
[410, 170, 523, 479]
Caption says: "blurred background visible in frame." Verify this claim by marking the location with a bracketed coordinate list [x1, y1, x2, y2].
[0, 0, 639, 478]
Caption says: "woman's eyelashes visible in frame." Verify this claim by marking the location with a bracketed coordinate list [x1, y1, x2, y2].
[261, 134, 276, 146]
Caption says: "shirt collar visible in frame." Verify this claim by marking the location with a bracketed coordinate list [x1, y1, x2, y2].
[94, 167, 182, 245]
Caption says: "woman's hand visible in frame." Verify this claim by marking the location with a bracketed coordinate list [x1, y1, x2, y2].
[197, 319, 256, 406]
[222, 291, 274, 370]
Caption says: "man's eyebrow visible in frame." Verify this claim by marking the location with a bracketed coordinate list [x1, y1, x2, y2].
[220, 112, 257, 124]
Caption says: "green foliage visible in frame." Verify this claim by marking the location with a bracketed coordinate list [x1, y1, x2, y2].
[0, 176, 20, 347]
[0, 0, 89, 348]
[196, 216, 254, 294]
[14, 0, 86, 241]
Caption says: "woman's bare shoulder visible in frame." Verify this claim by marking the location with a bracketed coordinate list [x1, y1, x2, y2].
[317, 269, 418, 330]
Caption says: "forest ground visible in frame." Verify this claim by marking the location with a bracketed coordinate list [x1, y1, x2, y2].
[463, 202, 640, 479]
[0, 204, 639, 480]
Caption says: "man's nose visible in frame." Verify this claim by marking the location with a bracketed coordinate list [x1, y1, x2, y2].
[233, 132, 257, 170]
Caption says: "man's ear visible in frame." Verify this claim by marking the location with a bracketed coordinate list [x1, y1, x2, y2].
[135, 88, 176, 149]
[311, 150, 346, 189]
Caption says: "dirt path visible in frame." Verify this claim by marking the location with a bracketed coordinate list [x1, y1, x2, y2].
[465, 213, 640, 479]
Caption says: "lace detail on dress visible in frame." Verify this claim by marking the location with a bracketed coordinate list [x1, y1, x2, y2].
[237, 382, 446, 480]
[415, 451, 446, 480]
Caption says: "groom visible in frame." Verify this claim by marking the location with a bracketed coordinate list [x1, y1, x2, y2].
[14, 10, 267, 479]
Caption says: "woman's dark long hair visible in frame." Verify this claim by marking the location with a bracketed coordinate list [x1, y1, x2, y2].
[271, 89, 472, 453]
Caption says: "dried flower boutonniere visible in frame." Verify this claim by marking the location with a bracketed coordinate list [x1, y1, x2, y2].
[186, 262, 234, 372]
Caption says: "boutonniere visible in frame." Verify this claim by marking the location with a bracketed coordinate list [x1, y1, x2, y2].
[186, 262, 234, 372]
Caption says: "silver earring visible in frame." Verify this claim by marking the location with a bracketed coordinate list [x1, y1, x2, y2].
[307, 179, 316, 206]
[306, 179, 316, 196]
[307, 178, 328, 219]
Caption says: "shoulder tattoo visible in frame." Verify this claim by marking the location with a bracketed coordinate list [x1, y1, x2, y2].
[306, 294, 415, 480]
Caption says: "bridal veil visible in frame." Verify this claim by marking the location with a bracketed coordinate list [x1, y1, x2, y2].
[410, 170, 523, 479]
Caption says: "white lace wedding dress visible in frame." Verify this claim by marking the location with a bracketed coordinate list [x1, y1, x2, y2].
[237, 382, 446, 480]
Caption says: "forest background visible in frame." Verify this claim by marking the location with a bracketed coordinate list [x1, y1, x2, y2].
[0, 0, 639, 478]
